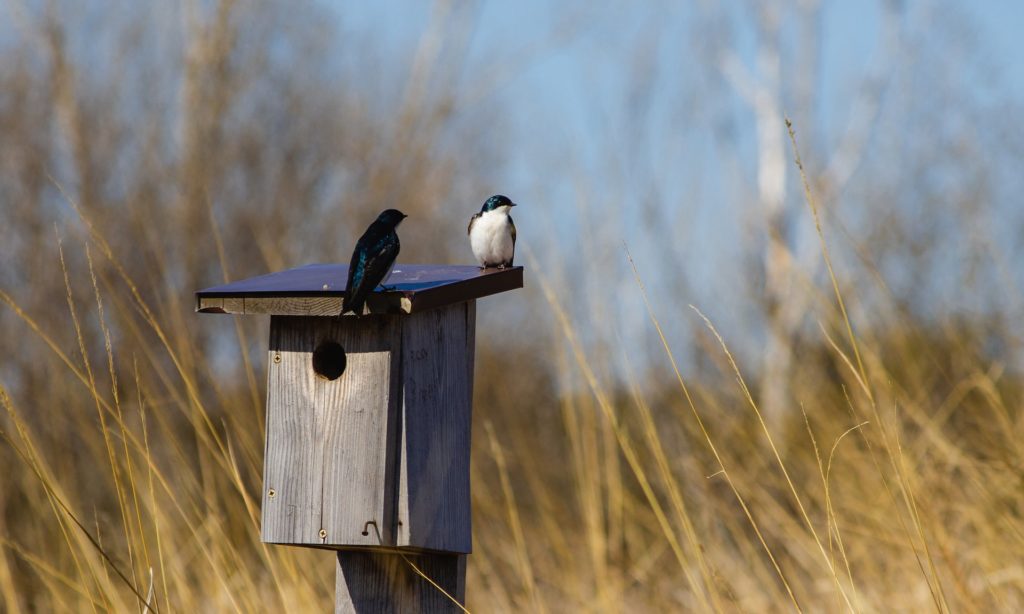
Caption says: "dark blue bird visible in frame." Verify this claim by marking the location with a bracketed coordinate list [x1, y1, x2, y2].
[342, 209, 407, 315]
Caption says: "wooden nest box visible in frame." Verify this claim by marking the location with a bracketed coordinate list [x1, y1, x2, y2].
[197, 263, 523, 612]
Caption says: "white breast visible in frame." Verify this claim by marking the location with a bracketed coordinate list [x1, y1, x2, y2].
[469, 209, 514, 267]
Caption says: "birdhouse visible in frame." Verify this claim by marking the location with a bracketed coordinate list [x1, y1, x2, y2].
[196, 263, 522, 610]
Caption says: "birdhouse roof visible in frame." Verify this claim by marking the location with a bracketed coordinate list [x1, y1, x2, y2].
[196, 263, 523, 316]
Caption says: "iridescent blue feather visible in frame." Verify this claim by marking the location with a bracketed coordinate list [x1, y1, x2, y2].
[342, 209, 406, 315]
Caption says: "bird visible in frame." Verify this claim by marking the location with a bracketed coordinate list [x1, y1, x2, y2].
[341, 208, 407, 315]
[468, 194, 517, 269]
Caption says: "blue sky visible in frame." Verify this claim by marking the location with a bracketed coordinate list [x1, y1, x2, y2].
[963, 1, 1024, 99]
[330, 0, 1024, 369]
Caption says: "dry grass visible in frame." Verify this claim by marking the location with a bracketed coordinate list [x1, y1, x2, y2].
[1, 1, 1023, 612]
[2, 126, 1024, 614]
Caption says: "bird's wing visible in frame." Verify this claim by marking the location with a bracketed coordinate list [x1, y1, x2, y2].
[343, 237, 365, 312]
[344, 223, 401, 314]
[508, 216, 516, 266]
[467, 212, 481, 235]
[361, 234, 400, 287]
[348, 232, 400, 308]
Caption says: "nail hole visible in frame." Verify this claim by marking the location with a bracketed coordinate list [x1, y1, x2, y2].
[312, 341, 346, 380]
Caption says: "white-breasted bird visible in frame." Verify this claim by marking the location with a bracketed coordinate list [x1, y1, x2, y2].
[468, 194, 517, 269]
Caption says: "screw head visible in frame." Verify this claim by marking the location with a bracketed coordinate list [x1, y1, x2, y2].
[273, 353, 282, 364]
[267, 489, 276, 498]
[318, 529, 327, 539]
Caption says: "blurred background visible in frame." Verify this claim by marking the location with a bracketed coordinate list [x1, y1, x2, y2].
[1, 0, 1023, 611]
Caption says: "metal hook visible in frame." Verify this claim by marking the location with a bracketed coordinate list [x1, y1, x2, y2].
[361, 520, 378, 537]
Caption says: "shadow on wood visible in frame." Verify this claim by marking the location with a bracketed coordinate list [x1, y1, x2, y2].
[336, 552, 466, 614]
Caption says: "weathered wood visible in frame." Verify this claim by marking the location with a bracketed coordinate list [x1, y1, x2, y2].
[335, 552, 466, 614]
[197, 294, 408, 316]
[262, 315, 402, 547]
[196, 263, 522, 316]
[261, 303, 477, 552]
[396, 302, 474, 553]
[199, 296, 224, 312]
[320, 317, 403, 547]
[258, 297, 482, 610]
[222, 296, 245, 314]
[195, 260, 522, 612]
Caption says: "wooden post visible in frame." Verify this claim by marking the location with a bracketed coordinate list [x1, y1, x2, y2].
[196, 264, 521, 613]
[335, 552, 466, 613]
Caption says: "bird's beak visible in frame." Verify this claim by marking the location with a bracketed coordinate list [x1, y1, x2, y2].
[509, 202, 518, 207]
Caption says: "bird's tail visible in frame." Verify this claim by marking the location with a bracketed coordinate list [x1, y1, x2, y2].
[341, 292, 364, 315]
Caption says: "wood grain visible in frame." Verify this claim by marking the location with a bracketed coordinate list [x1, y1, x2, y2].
[197, 295, 411, 316]
[197, 295, 342, 316]
[261, 316, 319, 543]
[319, 316, 402, 547]
[262, 315, 402, 547]
[260, 302, 478, 554]
[396, 302, 475, 554]
[335, 552, 466, 613]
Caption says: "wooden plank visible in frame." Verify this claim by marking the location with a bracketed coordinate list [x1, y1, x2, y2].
[196, 264, 522, 316]
[464, 301, 476, 439]
[223, 297, 245, 314]
[408, 266, 521, 313]
[243, 296, 344, 316]
[335, 552, 466, 613]
[396, 302, 474, 553]
[261, 316, 320, 543]
[196, 296, 225, 313]
[319, 316, 402, 547]
[197, 296, 343, 315]
[197, 295, 409, 316]
[262, 316, 402, 546]
[199, 263, 513, 295]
